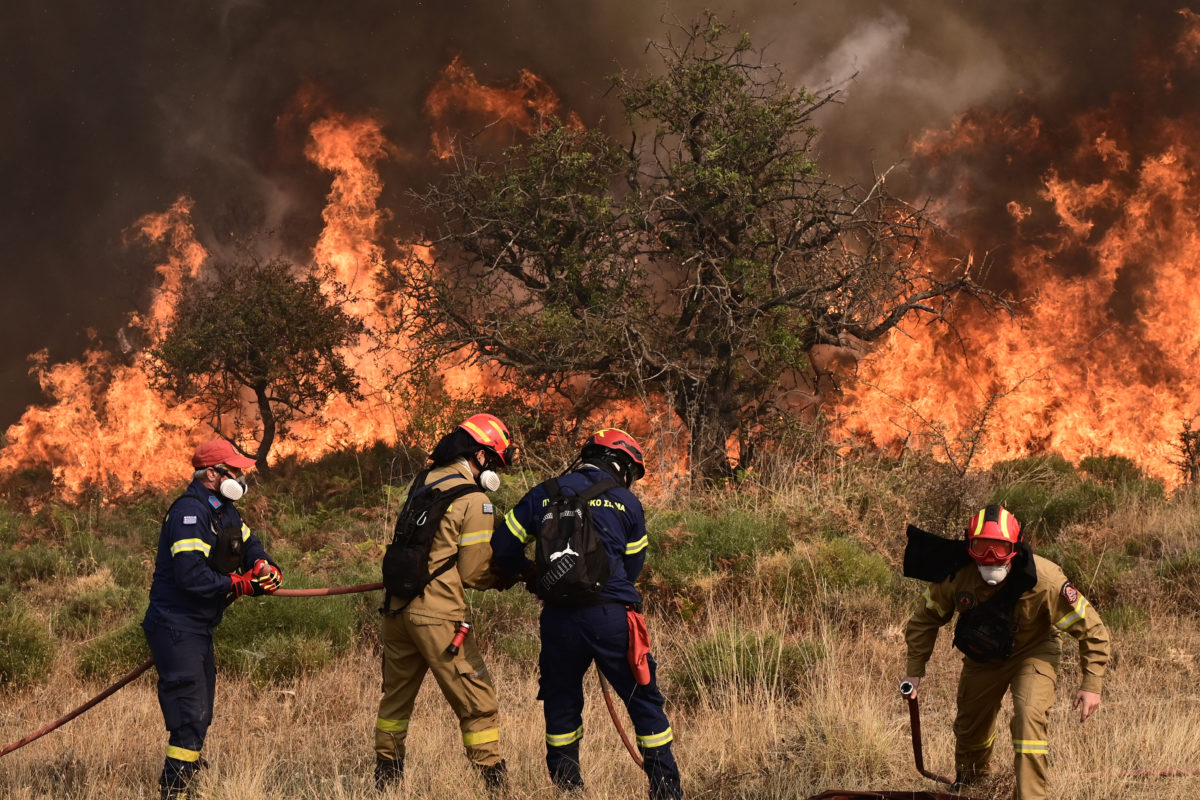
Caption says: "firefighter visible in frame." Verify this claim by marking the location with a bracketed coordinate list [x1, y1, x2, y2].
[374, 413, 514, 793]
[902, 505, 1111, 800]
[142, 439, 283, 800]
[491, 429, 685, 800]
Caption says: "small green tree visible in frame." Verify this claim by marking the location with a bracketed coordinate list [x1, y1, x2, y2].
[398, 14, 1003, 481]
[149, 257, 364, 468]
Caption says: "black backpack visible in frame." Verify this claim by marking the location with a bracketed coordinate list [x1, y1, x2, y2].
[382, 470, 477, 608]
[533, 476, 618, 604]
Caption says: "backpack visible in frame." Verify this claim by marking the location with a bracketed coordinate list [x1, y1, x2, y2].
[533, 476, 618, 604]
[381, 470, 477, 608]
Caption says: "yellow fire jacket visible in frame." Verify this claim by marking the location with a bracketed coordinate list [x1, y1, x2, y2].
[383, 461, 497, 620]
[905, 554, 1110, 693]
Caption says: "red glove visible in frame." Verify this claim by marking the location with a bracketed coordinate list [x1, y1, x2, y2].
[229, 572, 257, 599]
[252, 559, 283, 593]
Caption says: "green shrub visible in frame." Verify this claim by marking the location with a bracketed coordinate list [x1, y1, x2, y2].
[1037, 540, 1134, 606]
[0, 599, 56, 688]
[1078, 455, 1164, 498]
[669, 626, 823, 705]
[222, 633, 335, 685]
[991, 480, 1116, 544]
[216, 586, 359, 681]
[495, 631, 540, 664]
[760, 538, 898, 600]
[646, 508, 791, 592]
[56, 584, 143, 637]
[992, 454, 1077, 480]
[75, 617, 152, 680]
[0, 543, 65, 585]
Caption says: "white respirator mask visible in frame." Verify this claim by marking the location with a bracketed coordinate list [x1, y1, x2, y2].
[478, 470, 500, 492]
[977, 563, 1011, 586]
[213, 467, 248, 501]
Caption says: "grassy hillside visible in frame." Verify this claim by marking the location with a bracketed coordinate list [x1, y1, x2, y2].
[2, 446, 1200, 799]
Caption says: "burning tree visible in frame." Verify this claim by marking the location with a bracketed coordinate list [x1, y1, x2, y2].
[148, 256, 364, 469]
[397, 14, 1002, 481]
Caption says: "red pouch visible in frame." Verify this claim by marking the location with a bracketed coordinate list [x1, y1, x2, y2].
[626, 607, 652, 685]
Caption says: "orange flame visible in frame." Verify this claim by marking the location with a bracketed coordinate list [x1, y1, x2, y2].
[425, 54, 578, 158]
[0, 58, 589, 501]
[836, 17, 1200, 485]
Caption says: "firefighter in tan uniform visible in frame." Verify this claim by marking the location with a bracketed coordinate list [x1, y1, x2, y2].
[903, 505, 1110, 800]
[374, 414, 515, 793]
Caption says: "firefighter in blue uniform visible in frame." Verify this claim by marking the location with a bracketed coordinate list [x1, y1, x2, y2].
[491, 429, 684, 800]
[142, 439, 283, 800]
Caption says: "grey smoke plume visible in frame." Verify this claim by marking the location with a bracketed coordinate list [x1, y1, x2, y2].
[0, 0, 1185, 427]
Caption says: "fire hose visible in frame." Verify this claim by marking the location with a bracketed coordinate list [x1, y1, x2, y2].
[899, 681, 954, 786]
[0, 581, 385, 759]
[597, 667, 643, 767]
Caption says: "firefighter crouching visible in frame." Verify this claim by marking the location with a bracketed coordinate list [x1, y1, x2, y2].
[491, 429, 684, 800]
[142, 439, 283, 800]
[902, 505, 1111, 800]
[374, 414, 514, 793]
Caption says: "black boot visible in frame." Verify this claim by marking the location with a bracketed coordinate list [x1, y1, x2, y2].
[374, 755, 404, 792]
[547, 742, 584, 792]
[643, 745, 684, 800]
[478, 759, 508, 793]
[159, 757, 199, 800]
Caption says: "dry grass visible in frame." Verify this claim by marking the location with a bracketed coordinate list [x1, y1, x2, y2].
[4, 454, 1200, 799]
[5, 589, 1200, 800]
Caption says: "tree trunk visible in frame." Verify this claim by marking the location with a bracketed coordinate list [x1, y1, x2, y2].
[253, 384, 275, 477]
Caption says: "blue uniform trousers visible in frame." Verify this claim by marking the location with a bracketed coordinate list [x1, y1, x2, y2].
[539, 603, 682, 799]
[143, 622, 216, 790]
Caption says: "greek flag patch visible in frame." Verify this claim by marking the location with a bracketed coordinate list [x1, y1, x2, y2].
[482, 503, 494, 514]
[182, 515, 198, 525]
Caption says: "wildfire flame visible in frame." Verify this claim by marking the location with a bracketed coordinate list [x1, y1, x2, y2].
[835, 13, 1200, 485]
[0, 59, 569, 501]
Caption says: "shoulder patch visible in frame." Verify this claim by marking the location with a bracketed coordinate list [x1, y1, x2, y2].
[482, 503, 494, 514]
[1061, 581, 1080, 604]
[207, 496, 222, 509]
[955, 591, 977, 611]
[182, 515, 198, 525]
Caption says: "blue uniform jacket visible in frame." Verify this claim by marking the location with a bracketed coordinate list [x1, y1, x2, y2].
[492, 464, 648, 606]
[143, 480, 273, 634]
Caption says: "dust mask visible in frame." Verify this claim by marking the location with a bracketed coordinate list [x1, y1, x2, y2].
[219, 475, 247, 501]
[478, 470, 500, 492]
[977, 563, 1010, 585]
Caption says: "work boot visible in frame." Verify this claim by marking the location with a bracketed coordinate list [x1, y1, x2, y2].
[478, 759, 508, 793]
[159, 757, 200, 800]
[547, 742, 584, 792]
[950, 771, 975, 793]
[374, 755, 404, 792]
[643, 744, 684, 800]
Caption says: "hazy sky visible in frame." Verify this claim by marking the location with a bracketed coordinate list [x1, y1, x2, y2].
[0, 0, 1178, 429]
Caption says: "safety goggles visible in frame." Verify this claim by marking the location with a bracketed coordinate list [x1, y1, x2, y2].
[968, 537, 1015, 563]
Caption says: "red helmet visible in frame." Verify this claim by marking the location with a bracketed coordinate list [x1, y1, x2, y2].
[581, 428, 646, 482]
[966, 505, 1020, 565]
[459, 413, 515, 466]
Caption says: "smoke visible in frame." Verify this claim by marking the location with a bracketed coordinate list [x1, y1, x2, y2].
[0, 0, 1189, 428]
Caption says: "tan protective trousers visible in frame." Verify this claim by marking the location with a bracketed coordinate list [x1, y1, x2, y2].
[375, 611, 501, 768]
[954, 656, 1057, 800]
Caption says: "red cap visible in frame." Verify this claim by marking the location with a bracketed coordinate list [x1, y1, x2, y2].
[191, 439, 256, 470]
